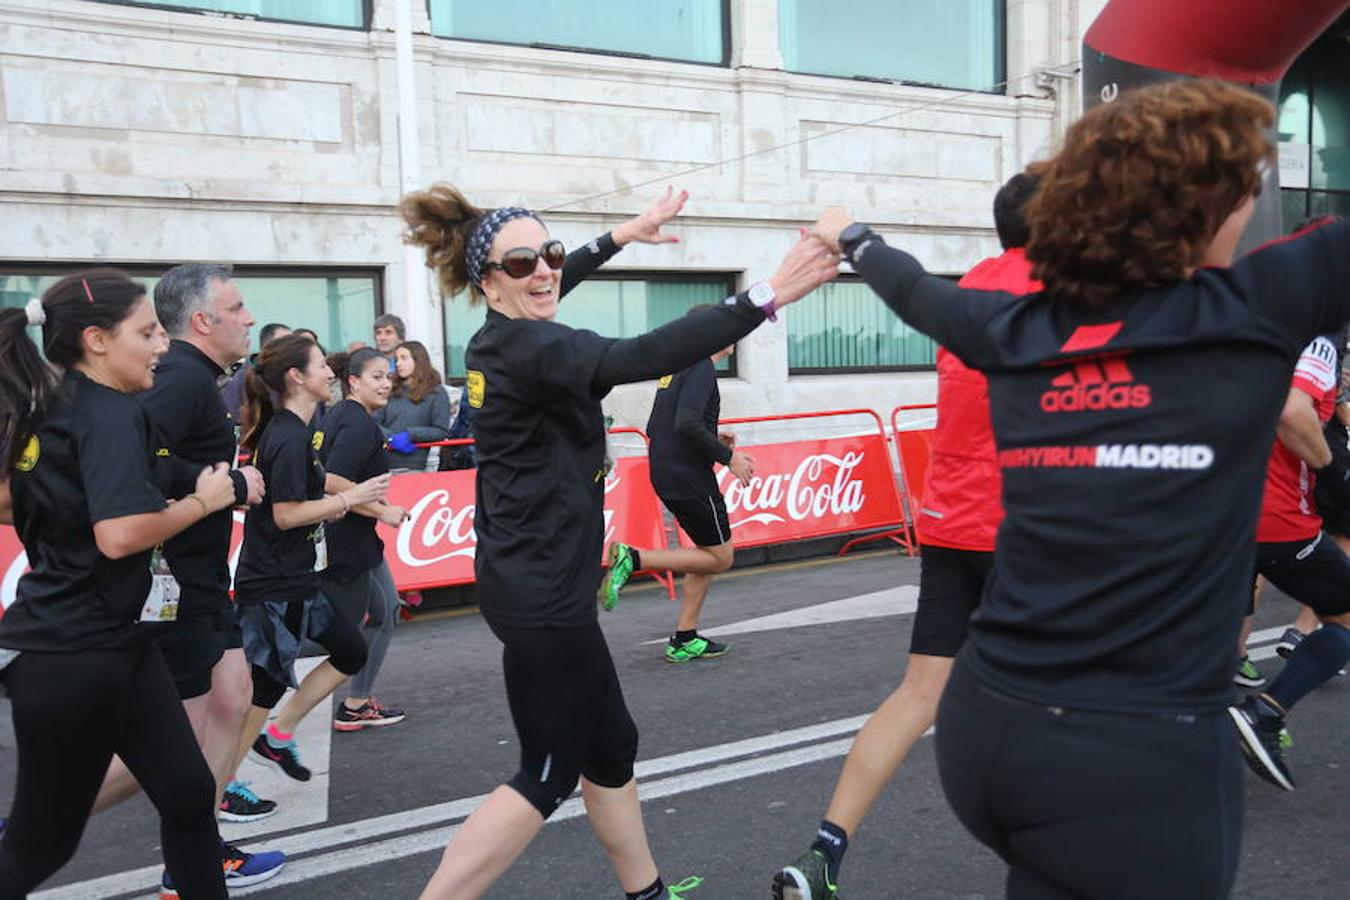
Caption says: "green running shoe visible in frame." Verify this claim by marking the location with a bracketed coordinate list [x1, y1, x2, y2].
[772, 849, 838, 900]
[666, 875, 703, 898]
[1233, 656, 1266, 688]
[665, 634, 729, 663]
[599, 542, 636, 611]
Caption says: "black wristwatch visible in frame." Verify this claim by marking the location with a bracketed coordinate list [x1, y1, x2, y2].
[838, 222, 874, 263]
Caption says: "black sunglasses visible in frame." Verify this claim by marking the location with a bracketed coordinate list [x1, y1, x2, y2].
[484, 240, 566, 279]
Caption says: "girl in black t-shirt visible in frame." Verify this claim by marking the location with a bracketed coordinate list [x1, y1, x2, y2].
[319, 348, 410, 731]
[0, 271, 238, 897]
[400, 184, 838, 900]
[232, 335, 389, 783]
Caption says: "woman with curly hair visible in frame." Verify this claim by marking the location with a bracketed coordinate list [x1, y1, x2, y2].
[813, 79, 1349, 898]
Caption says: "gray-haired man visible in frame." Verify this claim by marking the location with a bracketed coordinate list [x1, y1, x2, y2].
[89, 264, 287, 893]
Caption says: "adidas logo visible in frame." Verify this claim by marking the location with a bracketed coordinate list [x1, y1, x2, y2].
[1040, 356, 1151, 413]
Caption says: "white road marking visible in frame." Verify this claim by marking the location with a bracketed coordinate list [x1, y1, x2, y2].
[643, 585, 920, 644]
[35, 713, 878, 899]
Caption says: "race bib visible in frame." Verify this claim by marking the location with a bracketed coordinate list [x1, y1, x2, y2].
[140, 546, 181, 622]
[312, 523, 328, 573]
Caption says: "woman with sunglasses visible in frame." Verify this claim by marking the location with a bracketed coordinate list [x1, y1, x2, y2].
[812, 80, 1350, 898]
[0, 271, 237, 897]
[400, 184, 838, 900]
[319, 347, 410, 732]
[232, 335, 390, 784]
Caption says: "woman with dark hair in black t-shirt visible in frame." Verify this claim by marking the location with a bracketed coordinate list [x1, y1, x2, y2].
[319, 347, 410, 731]
[231, 335, 389, 784]
[812, 79, 1350, 899]
[400, 184, 838, 900]
[0, 270, 238, 897]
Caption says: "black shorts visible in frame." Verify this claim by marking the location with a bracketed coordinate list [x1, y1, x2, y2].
[1254, 532, 1350, 617]
[153, 602, 244, 700]
[911, 545, 993, 658]
[660, 492, 731, 548]
[486, 619, 639, 819]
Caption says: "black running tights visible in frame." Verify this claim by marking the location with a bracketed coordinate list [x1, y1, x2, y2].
[0, 644, 224, 899]
[935, 660, 1243, 899]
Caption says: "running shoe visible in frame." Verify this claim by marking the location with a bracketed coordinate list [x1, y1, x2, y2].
[666, 875, 704, 897]
[335, 698, 407, 732]
[772, 849, 839, 900]
[251, 733, 311, 782]
[1228, 696, 1295, 791]
[159, 843, 286, 897]
[665, 634, 729, 663]
[1275, 627, 1305, 658]
[1233, 656, 1266, 688]
[219, 781, 278, 823]
[598, 542, 636, 611]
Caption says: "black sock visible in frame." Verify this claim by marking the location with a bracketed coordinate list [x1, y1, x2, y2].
[811, 819, 849, 880]
[630, 548, 642, 571]
[674, 629, 698, 644]
[627, 876, 664, 900]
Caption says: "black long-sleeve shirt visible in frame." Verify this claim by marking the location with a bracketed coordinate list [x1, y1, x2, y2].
[465, 293, 767, 627]
[647, 358, 731, 498]
[850, 218, 1350, 714]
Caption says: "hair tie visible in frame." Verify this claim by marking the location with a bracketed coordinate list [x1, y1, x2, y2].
[465, 207, 540, 288]
[24, 297, 46, 327]
[81, 277, 95, 304]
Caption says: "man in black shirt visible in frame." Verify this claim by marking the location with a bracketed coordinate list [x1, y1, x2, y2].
[600, 311, 754, 662]
[90, 264, 287, 889]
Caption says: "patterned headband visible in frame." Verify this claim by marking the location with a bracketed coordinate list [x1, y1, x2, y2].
[465, 207, 540, 288]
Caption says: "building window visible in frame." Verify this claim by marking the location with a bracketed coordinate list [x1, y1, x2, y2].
[1278, 13, 1350, 226]
[442, 273, 738, 381]
[428, 0, 728, 65]
[787, 277, 936, 373]
[88, 1, 367, 29]
[0, 265, 381, 356]
[779, 0, 1004, 92]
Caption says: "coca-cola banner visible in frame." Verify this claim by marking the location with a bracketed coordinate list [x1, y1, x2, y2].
[679, 433, 904, 548]
[0, 457, 669, 611]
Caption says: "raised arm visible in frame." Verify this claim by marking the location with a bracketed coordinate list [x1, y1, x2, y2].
[559, 187, 690, 298]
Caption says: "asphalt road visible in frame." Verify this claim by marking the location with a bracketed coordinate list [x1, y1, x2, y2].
[3, 549, 1345, 899]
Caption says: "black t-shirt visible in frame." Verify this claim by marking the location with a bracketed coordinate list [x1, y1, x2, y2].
[234, 409, 327, 604]
[317, 399, 389, 582]
[466, 295, 767, 628]
[647, 358, 731, 498]
[141, 340, 248, 618]
[0, 370, 166, 652]
[851, 217, 1350, 715]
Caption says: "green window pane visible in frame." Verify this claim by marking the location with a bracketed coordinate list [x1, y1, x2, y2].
[233, 276, 376, 355]
[1310, 191, 1350, 217]
[441, 277, 735, 380]
[1281, 188, 1311, 230]
[1, 269, 377, 359]
[787, 279, 935, 371]
[429, 0, 725, 64]
[780, 0, 1002, 91]
[1309, 38, 1350, 192]
[90, 0, 365, 27]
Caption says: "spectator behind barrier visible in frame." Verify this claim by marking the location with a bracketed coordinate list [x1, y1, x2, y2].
[377, 340, 450, 473]
[373, 314, 406, 372]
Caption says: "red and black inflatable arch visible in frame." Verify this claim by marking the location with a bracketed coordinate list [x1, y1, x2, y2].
[1083, 0, 1348, 248]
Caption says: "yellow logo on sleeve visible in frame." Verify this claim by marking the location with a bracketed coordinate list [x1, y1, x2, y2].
[155, 447, 170, 457]
[15, 435, 39, 472]
[657, 375, 673, 389]
[312, 430, 325, 451]
[466, 370, 485, 409]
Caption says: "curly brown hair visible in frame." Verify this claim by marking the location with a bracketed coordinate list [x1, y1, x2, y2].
[399, 183, 486, 302]
[1024, 79, 1274, 309]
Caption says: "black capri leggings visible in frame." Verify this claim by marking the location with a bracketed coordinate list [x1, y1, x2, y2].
[250, 597, 368, 710]
[935, 660, 1243, 899]
[487, 619, 640, 819]
[0, 643, 224, 899]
